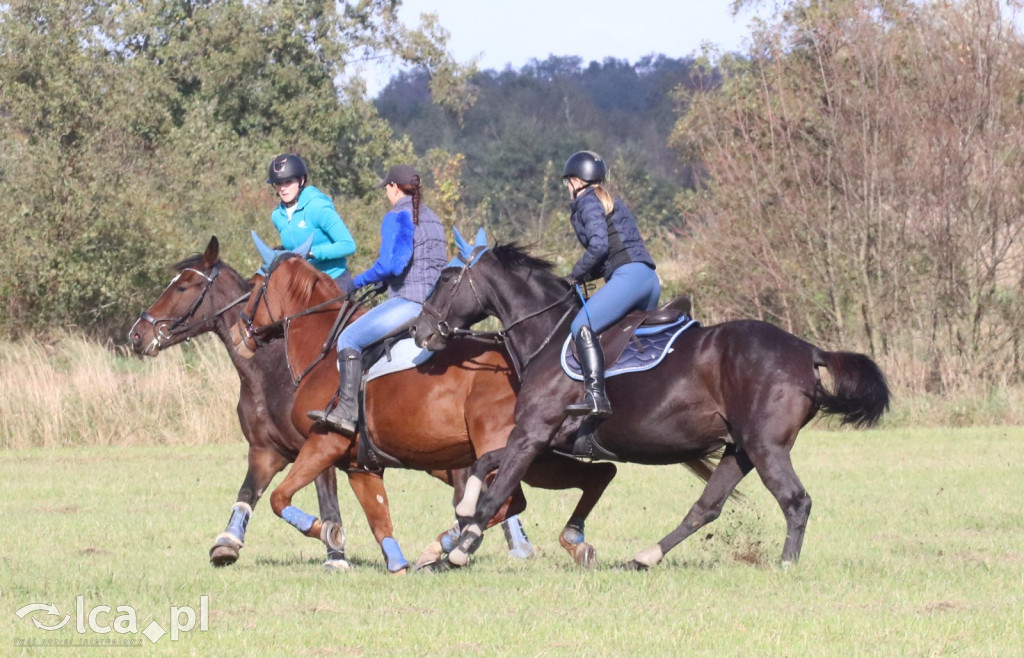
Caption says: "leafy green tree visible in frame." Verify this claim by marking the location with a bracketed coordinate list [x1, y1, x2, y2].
[0, 0, 472, 338]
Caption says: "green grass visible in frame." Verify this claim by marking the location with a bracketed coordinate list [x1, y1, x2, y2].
[2, 427, 1022, 656]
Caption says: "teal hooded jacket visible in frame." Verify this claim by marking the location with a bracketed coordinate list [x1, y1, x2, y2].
[270, 185, 356, 280]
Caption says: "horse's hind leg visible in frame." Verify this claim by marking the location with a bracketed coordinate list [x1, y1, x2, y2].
[345, 469, 409, 574]
[522, 454, 618, 568]
[746, 444, 811, 565]
[210, 447, 288, 567]
[631, 447, 753, 570]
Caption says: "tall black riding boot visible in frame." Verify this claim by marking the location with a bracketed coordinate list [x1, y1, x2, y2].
[564, 326, 612, 418]
[307, 348, 362, 437]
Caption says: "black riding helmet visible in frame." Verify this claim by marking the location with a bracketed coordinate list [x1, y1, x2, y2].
[266, 154, 308, 185]
[562, 150, 607, 184]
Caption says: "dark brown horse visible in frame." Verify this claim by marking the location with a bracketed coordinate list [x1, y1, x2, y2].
[410, 232, 891, 570]
[228, 245, 626, 569]
[129, 237, 411, 572]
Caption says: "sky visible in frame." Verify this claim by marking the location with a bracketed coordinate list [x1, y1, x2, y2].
[363, 0, 759, 94]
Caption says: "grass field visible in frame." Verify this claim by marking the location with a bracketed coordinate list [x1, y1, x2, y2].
[2, 426, 1022, 656]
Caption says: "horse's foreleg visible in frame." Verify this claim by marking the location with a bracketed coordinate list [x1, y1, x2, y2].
[268, 432, 352, 570]
[345, 469, 408, 574]
[311, 467, 347, 571]
[210, 448, 288, 567]
[631, 447, 753, 570]
[448, 442, 543, 568]
[522, 455, 618, 568]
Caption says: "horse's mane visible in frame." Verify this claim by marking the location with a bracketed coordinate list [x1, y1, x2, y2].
[491, 242, 557, 274]
[269, 254, 332, 308]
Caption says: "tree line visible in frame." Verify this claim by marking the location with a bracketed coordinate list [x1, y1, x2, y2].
[2, 0, 1023, 391]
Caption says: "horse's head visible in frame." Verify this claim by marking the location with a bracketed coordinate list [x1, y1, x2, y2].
[129, 236, 238, 356]
[411, 228, 494, 350]
[230, 232, 336, 359]
[412, 227, 571, 352]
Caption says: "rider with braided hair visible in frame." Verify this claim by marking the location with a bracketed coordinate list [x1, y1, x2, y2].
[309, 165, 447, 436]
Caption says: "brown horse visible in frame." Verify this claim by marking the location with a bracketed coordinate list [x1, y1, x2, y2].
[229, 244, 626, 569]
[129, 236, 417, 572]
[410, 232, 891, 570]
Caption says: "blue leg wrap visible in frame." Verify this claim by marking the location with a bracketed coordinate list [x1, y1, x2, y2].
[562, 516, 586, 545]
[281, 506, 316, 533]
[226, 505, 250, 541]
[381, 537, 409, 572]
[502, 515, 535, 559]
[440, 526, 460, 554]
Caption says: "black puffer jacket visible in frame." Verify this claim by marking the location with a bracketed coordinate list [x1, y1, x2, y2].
[569, 188, 655, 282]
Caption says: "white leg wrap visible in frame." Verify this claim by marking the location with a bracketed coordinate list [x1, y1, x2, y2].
[455, 476, 484, 517]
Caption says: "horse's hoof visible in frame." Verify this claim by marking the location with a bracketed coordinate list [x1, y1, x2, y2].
[209, 545, 239, 567]
[320, 521, 346, 552]
[388, 566, 409, 576]
[419, 558, 458, 574]
[414, 558, 440, 572]
[323, 559, 351, 572]
[414, 541, 444, 571]
[571, 542, 597, 568]
[624, 560, 650, 571]
[508, 545, 535, 560]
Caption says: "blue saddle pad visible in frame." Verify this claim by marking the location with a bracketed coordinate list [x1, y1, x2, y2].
[560, 316, 700, 381]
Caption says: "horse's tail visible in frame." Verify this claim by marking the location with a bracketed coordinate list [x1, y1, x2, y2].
[682, 448, 747, 502]
[813, 350, 891, 428]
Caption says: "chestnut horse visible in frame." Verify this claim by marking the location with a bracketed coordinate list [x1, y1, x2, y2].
[229, 242, 630, 569]
[129, 236, 480, 573]
[410, 230, 891, 570]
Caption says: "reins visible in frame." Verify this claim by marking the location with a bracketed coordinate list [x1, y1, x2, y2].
[419, 251, 579, 380]
[239, 256, 380, 385]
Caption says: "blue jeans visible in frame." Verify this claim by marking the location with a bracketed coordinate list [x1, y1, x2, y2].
[570, 262, 661, 337]
[337, 296, 422, 353]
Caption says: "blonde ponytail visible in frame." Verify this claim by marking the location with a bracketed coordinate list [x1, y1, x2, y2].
[593, 185, 615, 216]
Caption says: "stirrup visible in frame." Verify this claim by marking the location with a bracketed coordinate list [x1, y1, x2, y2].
[564, 393, 612, 418]
[307, 409, 357, 437]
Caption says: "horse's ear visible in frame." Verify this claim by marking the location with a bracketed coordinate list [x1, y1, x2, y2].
[452, 226, 473, 260]
[251, 230, 276, 269]
[473, 227, 488, 249]
[203, 236, 219, 265]
[292, 235, 314, 259]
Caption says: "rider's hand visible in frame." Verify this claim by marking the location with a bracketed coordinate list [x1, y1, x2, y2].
[564, 274, 579, 288]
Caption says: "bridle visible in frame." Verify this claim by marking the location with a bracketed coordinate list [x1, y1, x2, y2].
[418, 248, 577, 379]
[236, 253, 363, 384]
[133, 264, 250, 345]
